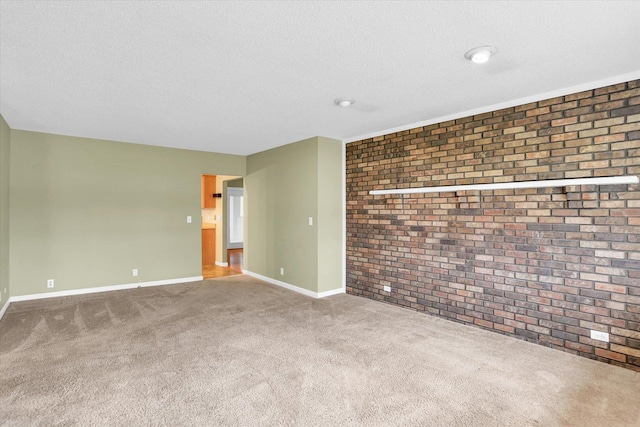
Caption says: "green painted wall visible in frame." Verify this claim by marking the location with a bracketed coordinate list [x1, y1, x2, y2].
[0, 115, 10, 306]
[227, 178, 244, 188]
[246, 137, 319, 291]
[317, 137, 344, 293]
[245, 136, 343, 294]
[9, 130, 245, 296]
[4, 126, 342, 300]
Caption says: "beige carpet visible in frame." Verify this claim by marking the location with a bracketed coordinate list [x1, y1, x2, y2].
[1, 275, 639, 426]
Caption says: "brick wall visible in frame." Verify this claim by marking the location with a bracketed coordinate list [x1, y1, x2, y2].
[346, 80, 640, 370]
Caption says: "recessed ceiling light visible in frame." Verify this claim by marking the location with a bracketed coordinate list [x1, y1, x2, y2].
[334, 98, 355, 107]
[464, 46, 497, 64]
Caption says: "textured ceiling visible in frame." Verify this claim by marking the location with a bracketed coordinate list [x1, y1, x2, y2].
[1, 1, 640, 155]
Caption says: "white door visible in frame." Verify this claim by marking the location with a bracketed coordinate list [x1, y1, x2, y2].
[227, 187, 243, 249]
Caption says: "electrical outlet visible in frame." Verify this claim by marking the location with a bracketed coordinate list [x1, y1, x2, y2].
[187, 216, 192, 223]
[308, 217, 313, 226]
[280, 268, 284, 276]
[47, 279, 55, 288]
[590, 330, 609, 343]
[383, 285, 391, 292]
[133, 269, 138, 277]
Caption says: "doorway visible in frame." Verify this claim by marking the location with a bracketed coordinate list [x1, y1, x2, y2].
[201, 174, 243, 279]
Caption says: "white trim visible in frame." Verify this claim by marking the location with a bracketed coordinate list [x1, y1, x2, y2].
[344, 71, 640, 144]
[242, 270, 344, 299]
[318, 288, 345, 298]
[342, 140, 347, 293]
[0, 298, 10, 321]
[369, 176, 639, 196]
[242, 270, 316, 298]
[9, 276, 203, 302]
[215, 261, 229, 267]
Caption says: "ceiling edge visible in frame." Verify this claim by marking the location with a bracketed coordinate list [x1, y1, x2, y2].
[343, 70, 640, 144]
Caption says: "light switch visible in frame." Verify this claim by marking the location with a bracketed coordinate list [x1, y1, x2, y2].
[308, 217, 313, 226]
[187, 216, 192, 223]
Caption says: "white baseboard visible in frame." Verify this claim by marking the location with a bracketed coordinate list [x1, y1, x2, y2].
[318, 287, 346, 298]
[9, 276, 204, 303]
[242, 270, 344, 299]
[0, 298, 10, 321]
[215, 261, 229, 267]
[0, 272, 344, 320]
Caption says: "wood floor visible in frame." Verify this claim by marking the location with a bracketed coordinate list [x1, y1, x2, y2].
[202, 249, 243, 279]
[202, 264, 239, 279]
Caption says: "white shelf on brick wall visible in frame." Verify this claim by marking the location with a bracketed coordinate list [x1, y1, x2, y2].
[369, 176, 639, 196]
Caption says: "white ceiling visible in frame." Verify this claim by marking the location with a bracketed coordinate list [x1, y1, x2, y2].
[2, 1, 640, 156]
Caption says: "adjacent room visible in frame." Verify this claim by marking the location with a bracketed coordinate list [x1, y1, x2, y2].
[1, 1, 639, 425]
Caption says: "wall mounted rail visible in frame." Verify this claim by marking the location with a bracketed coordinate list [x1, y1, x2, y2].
[369, 176, 640, 196]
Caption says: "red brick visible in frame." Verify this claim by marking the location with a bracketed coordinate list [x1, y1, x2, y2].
[595, 348, 627, 363]
[594, 283, 627, 294]
[346, 78, 640, 371]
